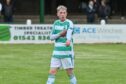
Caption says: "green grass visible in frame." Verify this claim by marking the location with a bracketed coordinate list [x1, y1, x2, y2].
[0, 44, 126, 84]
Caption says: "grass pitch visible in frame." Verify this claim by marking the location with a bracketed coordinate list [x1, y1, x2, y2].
[0, 44, 126, 84]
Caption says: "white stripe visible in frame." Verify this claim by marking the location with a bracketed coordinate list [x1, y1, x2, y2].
[53, 51, 72, 55]
[55, 43, 66, 47]
[55, 26, 64, 30]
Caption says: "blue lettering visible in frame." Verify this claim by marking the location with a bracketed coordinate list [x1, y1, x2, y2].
[82, 28, 96, 33]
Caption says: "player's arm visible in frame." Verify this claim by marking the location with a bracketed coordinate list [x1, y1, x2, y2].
[66, 21, 73, 46]
[66, 28, 73, 46]
[50, 33, 60, 41]
[50, 29, 67, 41]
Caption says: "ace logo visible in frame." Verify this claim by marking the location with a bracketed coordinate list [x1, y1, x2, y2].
[82, 28, 96, 33]
[73, 27, 80, 34]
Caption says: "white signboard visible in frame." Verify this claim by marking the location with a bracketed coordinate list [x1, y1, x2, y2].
[73, 24, 126, 43]
[0, 24, 52, 44]
[0, 24, 126, 44]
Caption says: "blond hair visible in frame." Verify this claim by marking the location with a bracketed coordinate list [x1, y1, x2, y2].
[57, 5, 67, 12]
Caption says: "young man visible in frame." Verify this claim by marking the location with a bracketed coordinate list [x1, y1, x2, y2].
[46, 5, 77, 84]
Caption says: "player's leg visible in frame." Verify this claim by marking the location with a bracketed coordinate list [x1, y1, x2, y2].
[46, 57, 61, 84]
[61, 58, 77, 84]
[66, 68, 77, 84]
[46, 68, 58, 84]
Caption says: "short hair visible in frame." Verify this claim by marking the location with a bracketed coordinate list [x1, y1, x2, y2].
[57, 5, 67, 12]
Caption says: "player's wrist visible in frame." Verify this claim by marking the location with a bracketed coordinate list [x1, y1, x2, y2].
[66, 40, 71, 46]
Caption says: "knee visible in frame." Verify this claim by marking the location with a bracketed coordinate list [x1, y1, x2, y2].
[49, 69, 57, 75]
[66, 68, 73, 76]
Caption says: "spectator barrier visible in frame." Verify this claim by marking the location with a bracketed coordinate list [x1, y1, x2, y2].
[0, 24, 126, 44]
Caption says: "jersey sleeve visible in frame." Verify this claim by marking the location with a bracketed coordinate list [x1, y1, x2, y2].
[66, 20, 74, 41]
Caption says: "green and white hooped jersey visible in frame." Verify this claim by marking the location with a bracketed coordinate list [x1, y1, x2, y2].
[51, 19, 74, 59]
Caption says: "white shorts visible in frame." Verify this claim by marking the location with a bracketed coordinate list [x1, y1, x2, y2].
[50, 57, 74, 69]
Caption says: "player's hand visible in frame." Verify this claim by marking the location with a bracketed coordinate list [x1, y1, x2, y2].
[60, 30, 67, 37]
[66, 40, 71, 46]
